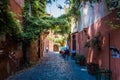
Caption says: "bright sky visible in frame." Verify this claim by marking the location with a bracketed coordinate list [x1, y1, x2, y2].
[46, 0, 69, 17]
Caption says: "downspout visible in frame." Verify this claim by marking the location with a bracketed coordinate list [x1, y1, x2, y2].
[108, 33, 110, 70]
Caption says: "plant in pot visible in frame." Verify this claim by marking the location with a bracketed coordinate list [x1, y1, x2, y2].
[91, 32, 101, 51]
[74, 54, 81, 64]
[85, 32, 101, 51]
[91, 37, 101, 51]
[74, 54, 86, 66]
[87, 63, 99, 75]
[79, 55, 86, 66]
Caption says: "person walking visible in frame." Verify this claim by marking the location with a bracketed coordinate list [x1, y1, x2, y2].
[46, 47, 48, 53]
[71, 50, 76, 59]
[65, 47, 70, 60]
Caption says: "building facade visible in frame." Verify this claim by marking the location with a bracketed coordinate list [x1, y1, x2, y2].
[70, 0, 120, 80]
[0, 0, 24, 79]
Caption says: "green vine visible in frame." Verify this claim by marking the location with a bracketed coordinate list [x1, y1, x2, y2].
[23, 0, 70, 44]
[22, 16, 54, 43]
[0, 0, 22, 41]
[85, 32, 101, 51]
[46, 0, 71, 35]
[53, 17, 71, 35]
[104, 19, 120, 29]
[47, 35, 66, 46]
[67, 0, 81, 21]
[22, 0, 47, 43]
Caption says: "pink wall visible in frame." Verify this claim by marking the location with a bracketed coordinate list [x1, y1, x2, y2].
[70, 0, 120, 79]
[76, 33, 79, 54]
[80, 9, 120, 80]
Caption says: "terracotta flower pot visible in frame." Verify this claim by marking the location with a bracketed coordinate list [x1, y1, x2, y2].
[87, 63, 99, 75]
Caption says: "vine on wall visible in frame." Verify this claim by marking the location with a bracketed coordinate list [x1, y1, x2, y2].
[85, 32, 101, 51]
[23, 0, 70, 44]
[47, 35, 66, 46]
[0, 0, 22, 41]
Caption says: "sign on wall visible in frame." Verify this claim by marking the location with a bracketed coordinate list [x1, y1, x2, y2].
[110, 46, 120, 58]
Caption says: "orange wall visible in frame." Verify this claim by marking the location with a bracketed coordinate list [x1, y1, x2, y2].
[0, 0, 23, 79]
[30, 40, 39, 62]
[9, 0, 23, 24]
[76, 33, 79, 54]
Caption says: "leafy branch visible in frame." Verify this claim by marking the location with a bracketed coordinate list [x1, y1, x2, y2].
[47, 36, 66, 46]
[0, 0, 22, 42]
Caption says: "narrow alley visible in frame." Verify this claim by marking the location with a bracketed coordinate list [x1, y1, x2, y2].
[7, 52, 95, 80]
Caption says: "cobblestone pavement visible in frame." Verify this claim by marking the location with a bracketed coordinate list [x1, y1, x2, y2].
[7, 51, 96, 80]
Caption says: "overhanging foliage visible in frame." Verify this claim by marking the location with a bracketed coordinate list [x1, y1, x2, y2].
[47, 35, 65, 46]
[0, 0, 23, 42]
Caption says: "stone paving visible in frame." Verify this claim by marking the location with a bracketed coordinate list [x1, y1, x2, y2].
[7, 51, 96, 80]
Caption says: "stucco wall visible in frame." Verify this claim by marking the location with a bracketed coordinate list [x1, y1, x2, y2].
[70, 1, 120, 79]
[71, 1, 120, 80]
[79, 0, 108, 31]
[81, 9, 120, 80]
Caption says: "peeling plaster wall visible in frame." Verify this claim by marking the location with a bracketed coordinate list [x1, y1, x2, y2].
[79, 0, 108, 31]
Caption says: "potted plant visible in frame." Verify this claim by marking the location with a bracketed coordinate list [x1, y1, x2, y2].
[87, 63, 99, 75]
[74, 54, 86, 66]
[79, 55, 86, 66]
[91, 37, 101, 51]
[74, 54, 81, 64]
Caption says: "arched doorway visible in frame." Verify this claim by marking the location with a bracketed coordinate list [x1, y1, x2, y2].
[53, 44, 59, 51]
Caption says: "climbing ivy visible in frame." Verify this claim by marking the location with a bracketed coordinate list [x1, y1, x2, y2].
[22, 0, 71, 44]
[52, 17, 70, 35]
[47, 35, 66, 46]
[67, 0, 120, 29]
[46, 0, 71, 35]
[22, 0, 47, 43]
[67, 0, 81, 21]
[0, 0, 22, 40]
[22, 15, 55, 43]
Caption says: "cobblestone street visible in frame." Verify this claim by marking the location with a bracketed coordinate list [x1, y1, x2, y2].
[7, 52, 96, 80]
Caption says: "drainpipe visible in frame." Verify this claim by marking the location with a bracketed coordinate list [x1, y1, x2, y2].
[108, 32, 111, 80]
[108, 33, 110, 70]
